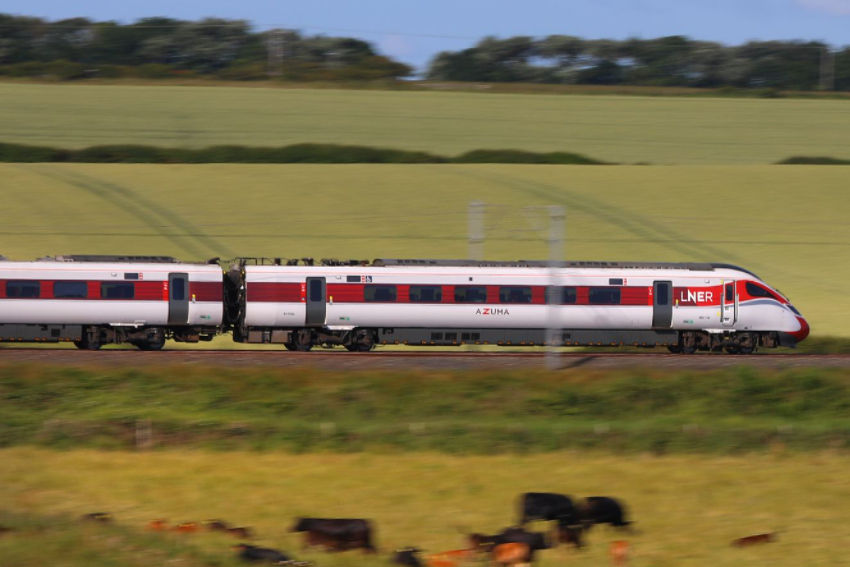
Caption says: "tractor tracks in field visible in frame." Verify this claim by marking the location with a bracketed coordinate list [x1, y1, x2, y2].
[20, 164, 235, 259]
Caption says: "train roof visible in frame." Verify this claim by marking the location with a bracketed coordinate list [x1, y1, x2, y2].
[376, 259, 761, 279]
[236, 257, 761, 279]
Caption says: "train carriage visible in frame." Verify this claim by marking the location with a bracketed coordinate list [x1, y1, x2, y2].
[229, 259, 809, 354]
[0, 255, 223, 349]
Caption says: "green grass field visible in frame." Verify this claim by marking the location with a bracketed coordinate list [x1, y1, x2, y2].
[2, 83, 850, 164]
[2, 448, 849, 567]
[2, 162, 847, 336]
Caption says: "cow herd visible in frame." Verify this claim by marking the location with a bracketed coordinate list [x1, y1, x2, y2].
[71, 493, 632, 566]
[71, 493, 777, 565]
[283, 492, 633, 567]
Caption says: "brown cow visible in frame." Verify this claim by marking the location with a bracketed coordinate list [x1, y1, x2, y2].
[492, 542, 531, 567]
[173, 522, 199, 534]
[425, 548, 477, 567]
[610, 540, 629, 566]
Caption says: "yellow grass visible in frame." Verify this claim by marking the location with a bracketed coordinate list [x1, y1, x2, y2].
[1, 448, 848, 566]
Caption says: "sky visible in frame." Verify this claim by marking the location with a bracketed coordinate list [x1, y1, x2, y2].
[3, 0, 850, 73]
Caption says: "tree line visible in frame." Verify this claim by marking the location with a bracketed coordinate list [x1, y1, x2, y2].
[1, 14, 848, 90]
[0, 14, 412, 80]
[427, 35, 850, 91]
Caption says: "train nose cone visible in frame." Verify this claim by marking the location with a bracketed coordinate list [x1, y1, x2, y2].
[789, 316, 810, 343]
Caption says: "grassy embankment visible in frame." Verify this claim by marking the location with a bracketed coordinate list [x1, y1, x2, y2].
[3, 364, 850, 453]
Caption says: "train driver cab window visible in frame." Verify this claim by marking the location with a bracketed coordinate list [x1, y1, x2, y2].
[6, 280, 40, 298]
[409, 285, 442, 302]
[745, 282, 780, 301]
[101, 282, 135, 299]
[499, 286, 532, 304]
[454, 285, 487, 303]
[364, 284, 397, 302]
[54, 281, 88, 299]
[588, 287, 621, 305]
[725, 283, 735, 302]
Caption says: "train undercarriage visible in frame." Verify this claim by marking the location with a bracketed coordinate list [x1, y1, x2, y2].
[0, 323, 217, 350]
[231, 326, 789, 354]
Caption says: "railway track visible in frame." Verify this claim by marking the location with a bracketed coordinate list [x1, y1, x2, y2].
[0, 349, 847, 370]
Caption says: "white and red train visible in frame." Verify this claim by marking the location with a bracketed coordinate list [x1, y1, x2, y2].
[0, 255, 809, 353]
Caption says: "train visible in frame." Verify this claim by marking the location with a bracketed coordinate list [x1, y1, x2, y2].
[0, 254, 809, 354]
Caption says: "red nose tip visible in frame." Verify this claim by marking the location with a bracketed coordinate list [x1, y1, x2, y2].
[790, 316, 810, 342]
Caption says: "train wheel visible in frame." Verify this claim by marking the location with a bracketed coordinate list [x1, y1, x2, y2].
[74, 328, 102, 350]
[136, 335, 166, 351]
[345, 329, 375, 352]
[284, 329, 313, 352]
[736, 332, 756, 355]
[678, 332, 697, 354]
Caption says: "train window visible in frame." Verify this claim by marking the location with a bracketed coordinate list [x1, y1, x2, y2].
[454, 285, 487, 303]
[54, 281, 88, 299]
[364, 284, 397, 302]
[589, 287, 621, 305]
[725, 283, 734, 302]
[745, 282, 780, 301]
[609, 278, 624, 285]
[309, 279, 323, 301]
[101, 282, 134, 299]
[656, 284, 669, 305]
[559, 286, 577, 304]
[6, 280, 40, 298]
[172, 278, 186, 301]
[409, 285, 442, 302]
[499, 286, 532, 304]
[346, 275, 361, 283]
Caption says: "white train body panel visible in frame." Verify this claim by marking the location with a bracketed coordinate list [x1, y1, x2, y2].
[240, 263, 808, 341]
[0, 260, 223, 326]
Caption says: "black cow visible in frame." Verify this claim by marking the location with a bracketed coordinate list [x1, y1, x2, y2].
[518, 492, 579, 526]
[290, 517, 376, 553]
[233, 543, 291, 563]
[392, 547, 423, 567]
[580, 497, 632, 530]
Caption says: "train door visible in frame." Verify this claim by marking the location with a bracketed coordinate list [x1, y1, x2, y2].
[722, 281, 737, 327]
[652, 280, 673, 328]
[305, 277, 326, 327]
[167, 272, 189, 325]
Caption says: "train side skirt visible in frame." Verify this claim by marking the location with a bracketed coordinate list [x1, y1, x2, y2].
[376, 328, 679, 347]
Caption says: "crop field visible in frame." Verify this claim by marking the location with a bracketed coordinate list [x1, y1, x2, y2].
[2, 83, 850, 164]
[2, 162, 847, 337]
[2, 447, 849, 567]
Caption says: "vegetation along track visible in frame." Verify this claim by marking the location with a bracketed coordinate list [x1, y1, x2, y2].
[0, 349, 847, 370]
